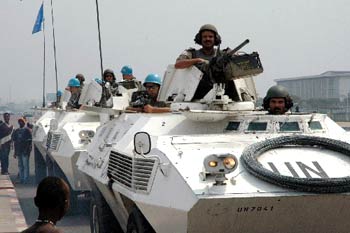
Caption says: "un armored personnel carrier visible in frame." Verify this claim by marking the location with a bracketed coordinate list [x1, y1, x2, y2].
[33, 79, 137, 210]
[77, 46, 350, 233]
[32, 109, 61, 183]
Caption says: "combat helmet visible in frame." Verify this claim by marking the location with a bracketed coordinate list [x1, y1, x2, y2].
[75, 73, 85, 83]
[263, 85, 293, 111]
[68, 78, 80, 87]
[194, 24, 221, 45]
[103, 69, 116, 81]
[143, 74, 162, 86]
[121, 65, 133, 75]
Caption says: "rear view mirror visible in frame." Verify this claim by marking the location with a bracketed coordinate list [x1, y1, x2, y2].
[134, 132, 151, 155]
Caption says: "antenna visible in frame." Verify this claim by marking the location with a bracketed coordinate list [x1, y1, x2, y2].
[95, 0, 104, 78]
[50, 0, 59, 103]
[42, 1, 46, 107]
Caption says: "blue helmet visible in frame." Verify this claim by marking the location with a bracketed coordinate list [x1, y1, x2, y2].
[68, 78, 80, 87]
[57, 90, 63, 97]
[94, 78, 103, 84]
[121, 65, 133, 75]
[144, 74, 161, 86]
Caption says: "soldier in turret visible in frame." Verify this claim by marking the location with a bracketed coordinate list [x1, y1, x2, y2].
[175, 24, 224, 99]
[97, 69, 119, 107]
[263, 85, 293, 114]
[66, 78, 81, 110]
[118, 65, 143, 91]
[75, 73, 85, 90]
[128, 74, 170, 113]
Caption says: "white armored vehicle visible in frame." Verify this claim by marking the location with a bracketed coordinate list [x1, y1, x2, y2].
[32, 109, 61, 183]
[78, 47, 350, 233]
[38, 79, 135, 209]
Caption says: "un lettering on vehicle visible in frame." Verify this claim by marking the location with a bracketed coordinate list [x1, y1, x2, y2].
[266, 161, 329, 178]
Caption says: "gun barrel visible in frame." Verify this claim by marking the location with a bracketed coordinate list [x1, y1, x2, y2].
[228, 39, 250, 55]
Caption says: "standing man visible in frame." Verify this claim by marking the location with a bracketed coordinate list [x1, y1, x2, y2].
[119, 65, 143, 90]
[175, 24, 222, 99]
[0, 113, 13, 175]
[12, 118, 32, 184]
[263, 85, 293, 114]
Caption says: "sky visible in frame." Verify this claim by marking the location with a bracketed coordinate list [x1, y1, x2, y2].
[1, 0, 349, 104]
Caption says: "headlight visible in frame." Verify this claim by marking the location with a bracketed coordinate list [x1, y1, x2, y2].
[79, 130, 95, 141]
[203, 154, 238, 174]
[223, 157, 236, 169]
[208, 161, 218, 167]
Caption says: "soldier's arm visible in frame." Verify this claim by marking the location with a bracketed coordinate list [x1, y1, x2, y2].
[143, 105, 171, 113]
[125, 106, 143, 112]
[174, 50, 207, 69]
[175, 58, 207, 69]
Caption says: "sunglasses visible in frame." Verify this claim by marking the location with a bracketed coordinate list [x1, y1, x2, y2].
[145, 85, 157, 90]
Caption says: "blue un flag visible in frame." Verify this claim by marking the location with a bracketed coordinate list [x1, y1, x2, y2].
[32, 3, 44, 34]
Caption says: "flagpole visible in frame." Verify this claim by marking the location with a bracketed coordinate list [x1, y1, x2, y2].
[95, 0, 104, 78]
[42, 4, 46, 108]
[50, 0, 59, 102]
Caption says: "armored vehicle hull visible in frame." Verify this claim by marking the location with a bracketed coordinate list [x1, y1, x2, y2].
[78, 110, 350, 233]
[46, 111, 99, 191]
[77, 65, 350, 232]
[32, 109, 61, 183]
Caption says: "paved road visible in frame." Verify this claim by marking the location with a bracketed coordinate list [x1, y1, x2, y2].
[7, 115, 91, 233]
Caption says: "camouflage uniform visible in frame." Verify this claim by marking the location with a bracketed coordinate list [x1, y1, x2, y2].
[118, 78, 143, 91]
[67, 92, 81, 110]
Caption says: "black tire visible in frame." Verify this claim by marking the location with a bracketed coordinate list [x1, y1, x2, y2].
[90, 186, 122, 233]
[127, 207, 155, 233]
[50, 160, 80, 215]
[34, 146, 47, 184]
[241, 135, 350, 193]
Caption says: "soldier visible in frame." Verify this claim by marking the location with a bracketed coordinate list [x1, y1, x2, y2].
[0, 112, 13, 175]
[103, 69, 118, 94]
[66, 78, 81, 110]
[75, 73, 85, 90]
[175, 24, 223, 99]
[21, 176, 70, 233]
[119, 65, 143, 91]
[120, 65, 134, 81]
[128, 74, 170, 113]
[263, 85, 293, 114]
[98, 69, 119, 107]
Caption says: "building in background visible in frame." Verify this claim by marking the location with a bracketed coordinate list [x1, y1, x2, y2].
[275, 71, 350, 100]
[275, 71, 350, 121]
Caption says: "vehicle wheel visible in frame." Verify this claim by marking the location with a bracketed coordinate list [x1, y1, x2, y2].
[34, 146, 47, 184]
[90, 187, 122, 233]
[127, 207, 155, 233]
[51, 161, 80, 215]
